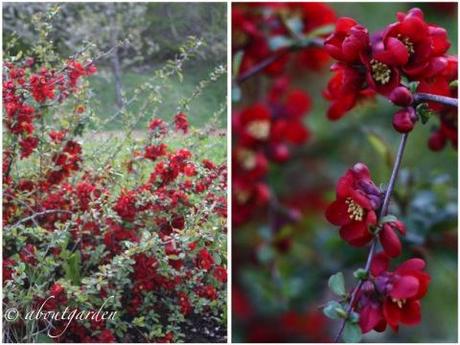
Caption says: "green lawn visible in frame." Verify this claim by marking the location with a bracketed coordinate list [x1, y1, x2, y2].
[88, 63, 227, 131]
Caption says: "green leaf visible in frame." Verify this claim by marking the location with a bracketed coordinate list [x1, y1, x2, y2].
[416, 103, 435, 125]
[353, 268, 368, 281]
[449, 80, 458, 88]
[328, 272, 346, 296]
[63, 251, 81, 285]
[379, 214, 397, 225]
[285, 17, 304, 35]
[323, 301, 343, 320]
[36, 334, 54, 343]
[365, 130, 393, 169]
[343, 321, 362, 343]
[232, 86, 241, 103]
[408, 81, 420, 94]
[305, 24, 335, 38]
[269, 35, 293, 51]
[232, 51, 244, 78]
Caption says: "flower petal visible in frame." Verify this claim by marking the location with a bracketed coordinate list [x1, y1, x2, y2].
[379, 225, 402, 257]
[390, 275, 419, 299]
[370, 251, 390, 276]
[325, 199, 350, 226]
[383, 299, 401, 332]
[400, 300, 421, 325]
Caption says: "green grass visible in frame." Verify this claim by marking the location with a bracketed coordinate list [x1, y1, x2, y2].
[88, 63, 227, 131]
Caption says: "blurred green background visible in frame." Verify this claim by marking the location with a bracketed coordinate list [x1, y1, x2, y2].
[233, 2, 457, 342]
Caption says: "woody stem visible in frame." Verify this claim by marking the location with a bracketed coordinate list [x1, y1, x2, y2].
[235, 38, 323, 85]
[414, 93, 458, 108]
[334, 133, 409, 342]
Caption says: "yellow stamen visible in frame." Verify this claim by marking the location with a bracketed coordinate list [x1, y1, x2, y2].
[345, 197, 364, 221]
[370, 59, 391, 85]
[237, 149, 257, 170]
[392, 297, 406, 309]
[397, 34, 415, 54]
[246, 120, 271, 140]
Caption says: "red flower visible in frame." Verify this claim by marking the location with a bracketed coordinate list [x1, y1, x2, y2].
[363, 55, 401, 96]
[145, 143, 167, 161]
[178, 291, 192, 315]
[114, 191, 137, 221]
[50, 283, 65, 297]
[323, 63, 374, 120]
[325, 163, 382, 246]
[19, 136, 39, 158]
[196, 248, 214, 271]
[324, 17, 369, 64]
[98, 329, 116, 343]
[213, 265, 227, 283]
[174, 112, 189, 134]
[358, 252, 431, 333]
[381, 8, 450, 78]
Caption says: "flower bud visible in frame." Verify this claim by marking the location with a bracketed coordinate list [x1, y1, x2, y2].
[389, 86, 414, 106]
[428, 130, 446, 151]
[392, 107, 416, 133]
[379, 224, 402, 258]
[271, 144, 290, 163]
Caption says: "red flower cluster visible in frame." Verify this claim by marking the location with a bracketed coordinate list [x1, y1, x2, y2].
[323, 7, 457, 150]
[326, 163, 431, 334]
[3, 59, 96, 159]
[174, 112, 189, 134]
[358, 253, 430, 333]
[233, 78, 311, 225]
[233, 3, 336, 76]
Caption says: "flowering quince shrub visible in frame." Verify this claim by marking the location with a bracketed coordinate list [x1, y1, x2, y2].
[232, 3, 456, 343]
[321, 7, 457, 342]
[3, 9, 226, 343]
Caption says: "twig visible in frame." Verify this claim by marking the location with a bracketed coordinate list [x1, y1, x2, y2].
[414, 93, 458, 108]
[334, 133, 409, 342]
[236, 38, 323, 85]
[6, 209, 72, 230]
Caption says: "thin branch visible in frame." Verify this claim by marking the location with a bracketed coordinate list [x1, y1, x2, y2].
[235, 38, 323, 85]
[334, 133, 409, 342]
[414, 93, 458, 108]
[5, 209, 72, 230]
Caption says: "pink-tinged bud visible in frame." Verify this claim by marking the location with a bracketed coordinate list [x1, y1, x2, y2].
[256, 183, 270, 205]
[271, 144, 290, 163]
[392, 107, 416, 133]
[428, 130, 446, 151]
[379, 224, 402, 258]
[287, 208, 301, 222]
[389, 86, 414, 106]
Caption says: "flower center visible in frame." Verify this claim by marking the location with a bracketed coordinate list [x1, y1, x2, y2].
[237, 148, 256, 170]
[370, 59, 391, 85]
[392, 297, 406, 309]
[345, 197, 364, 221]
[236, 190, 250, 204]
[246, 120, 271, 140]
[397, 34, 415, 55]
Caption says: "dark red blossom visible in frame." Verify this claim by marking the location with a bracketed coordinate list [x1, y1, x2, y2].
[358, 253, 431, 333]
[325, 163, 382, 246]
[174, 112, 189, 134]
[196, 248, 214, 271]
